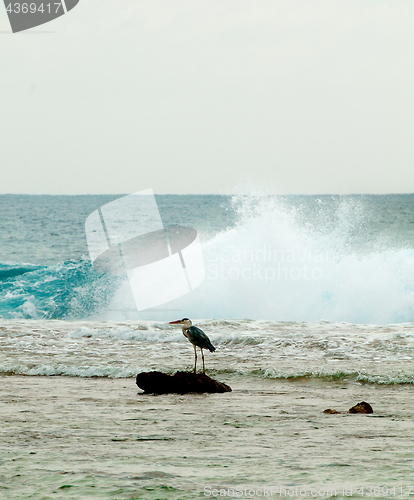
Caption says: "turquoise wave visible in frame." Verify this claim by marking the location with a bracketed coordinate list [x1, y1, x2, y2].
[0, 260, 121, 320]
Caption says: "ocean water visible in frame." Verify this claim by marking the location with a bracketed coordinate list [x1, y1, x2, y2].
[1, 193, 414, 323]
[1, 193, 414, 499]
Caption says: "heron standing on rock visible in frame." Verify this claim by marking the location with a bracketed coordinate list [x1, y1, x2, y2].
[169, 318, 215, 374]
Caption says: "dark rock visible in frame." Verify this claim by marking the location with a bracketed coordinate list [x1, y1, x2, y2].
[348, 401, 373, 414]
[323, 408, 341, 414]
[136, 371, 232, 394]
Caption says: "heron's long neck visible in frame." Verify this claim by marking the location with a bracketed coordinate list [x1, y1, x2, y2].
[182, 325, 189, 338]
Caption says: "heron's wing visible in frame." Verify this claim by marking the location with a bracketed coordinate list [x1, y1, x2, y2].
[187, 326, 216, 352]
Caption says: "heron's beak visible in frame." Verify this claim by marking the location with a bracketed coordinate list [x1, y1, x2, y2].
[169, 320, 181, 324]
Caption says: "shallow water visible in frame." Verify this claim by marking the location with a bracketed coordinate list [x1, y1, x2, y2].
[2, 319, 414, 498]
[2, 376, 414, 499]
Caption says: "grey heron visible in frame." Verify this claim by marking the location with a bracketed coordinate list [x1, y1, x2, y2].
[169, 318, 215, 374]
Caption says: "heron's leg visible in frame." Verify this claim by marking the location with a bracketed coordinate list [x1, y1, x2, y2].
[201, 348, 205, 374]
[193, 344, 197, 373]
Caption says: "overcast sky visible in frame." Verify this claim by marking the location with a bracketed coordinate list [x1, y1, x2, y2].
[1, 0, 414, 195]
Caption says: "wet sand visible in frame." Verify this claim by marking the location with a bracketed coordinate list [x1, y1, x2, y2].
[2, 375, 414, 499]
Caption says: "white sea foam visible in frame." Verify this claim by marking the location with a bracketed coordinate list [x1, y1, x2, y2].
[2, 195, 413, 324]
[100, 195, 414, 324]
[1, 363, 414, 384]
[1, 319, 414, 381]
[0, 363, 141, 378]
[261, 367, 414, 385]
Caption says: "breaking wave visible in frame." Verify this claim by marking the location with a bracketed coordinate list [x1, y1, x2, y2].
[1, 195, 414, 324]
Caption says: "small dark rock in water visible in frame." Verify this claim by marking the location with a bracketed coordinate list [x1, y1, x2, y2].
[324, 401, 374, 414]
[323, 408, 341, 414]
[136, 371, 232, 394]
[348, 401, 373, 414]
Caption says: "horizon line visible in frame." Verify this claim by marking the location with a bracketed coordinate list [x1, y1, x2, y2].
[0, 192, 414, 196]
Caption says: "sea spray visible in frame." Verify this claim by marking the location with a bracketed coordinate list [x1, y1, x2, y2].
[1, 194, 413, 323]
[162, 194, 414, 323]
